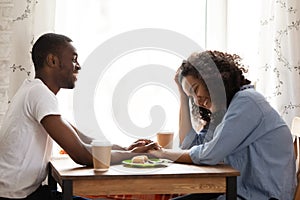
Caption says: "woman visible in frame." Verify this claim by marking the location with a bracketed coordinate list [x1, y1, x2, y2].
[151, 50, 296, 200]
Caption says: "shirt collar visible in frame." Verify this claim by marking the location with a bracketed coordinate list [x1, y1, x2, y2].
[240, 84, 254, 91]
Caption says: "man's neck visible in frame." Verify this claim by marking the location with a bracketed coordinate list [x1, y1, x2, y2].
[34, 75, 60, 95]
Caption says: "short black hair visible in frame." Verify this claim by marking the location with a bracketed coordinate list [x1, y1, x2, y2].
[31, 33, 72, 71]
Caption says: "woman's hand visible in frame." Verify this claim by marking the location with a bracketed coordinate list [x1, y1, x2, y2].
[175, 68, 189, 109]
[148, 148, 165, 159]
[149, 149, 193, 163]
[174, 68, 182, 89]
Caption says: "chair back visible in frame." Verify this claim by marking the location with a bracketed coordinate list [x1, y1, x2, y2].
[291, 117, 300, 200]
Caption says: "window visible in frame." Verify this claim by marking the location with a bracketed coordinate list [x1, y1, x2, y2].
[55, 0, 207, 147]
[55, 0, 261, 149]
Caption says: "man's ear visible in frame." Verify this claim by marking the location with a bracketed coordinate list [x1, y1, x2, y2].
[46, 54, 59, 68]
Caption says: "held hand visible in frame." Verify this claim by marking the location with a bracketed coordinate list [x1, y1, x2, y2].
[127, 139, 153, 150]
[130, 142, 161, 153]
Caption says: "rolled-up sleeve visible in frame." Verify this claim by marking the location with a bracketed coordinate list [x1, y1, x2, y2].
[189, 95, 262, 165]
[180, 128, 198, 149]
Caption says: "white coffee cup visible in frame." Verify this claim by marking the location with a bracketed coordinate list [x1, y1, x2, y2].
[157, 131, 174, 149]
[91, 140, 112, 172]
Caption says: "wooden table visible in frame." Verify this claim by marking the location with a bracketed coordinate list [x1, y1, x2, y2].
[48, 156, 240, 200]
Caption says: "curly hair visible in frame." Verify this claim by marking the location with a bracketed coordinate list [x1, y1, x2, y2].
[179, 50, 251, 108]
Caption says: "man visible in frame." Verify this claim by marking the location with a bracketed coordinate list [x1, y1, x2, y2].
[0, 33, 156, 199]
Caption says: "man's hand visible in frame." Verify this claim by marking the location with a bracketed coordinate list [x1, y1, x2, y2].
[110, 141, 161, 164]
[130, 141, 161, 153]
[127, 139, 154, 150]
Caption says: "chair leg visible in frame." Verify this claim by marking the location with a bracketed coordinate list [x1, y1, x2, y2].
[294, 172, 300, 200]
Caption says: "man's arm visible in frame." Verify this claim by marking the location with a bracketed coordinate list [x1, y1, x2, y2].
[41, 115, 93, 166]
[68, 122, 94, 144]
[69, 122, 130, 151]
[41, 115, 159, 166]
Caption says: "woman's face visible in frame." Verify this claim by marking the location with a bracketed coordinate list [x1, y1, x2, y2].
[182, 75, 213, 112]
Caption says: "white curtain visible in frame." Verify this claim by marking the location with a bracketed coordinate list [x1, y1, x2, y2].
[256, 0, 300, 127]
[0, 0, 56, 128]
[206, 0, 300, 127]
[0, 0, 13, 127]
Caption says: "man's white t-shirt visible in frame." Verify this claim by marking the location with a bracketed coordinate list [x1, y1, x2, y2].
[0, 79, 60, 198]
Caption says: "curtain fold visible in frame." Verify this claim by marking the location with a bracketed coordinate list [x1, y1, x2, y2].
[0, 0, 13, 128]
[206, 0, 300, 127]
[0, 0, 56, 128]
[256, 0, 300, 126]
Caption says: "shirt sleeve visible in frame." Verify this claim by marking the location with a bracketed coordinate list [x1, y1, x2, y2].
[180, 128, 198, 149]
[27, 84, 60, 123]
[180, 128, 209, 149]
[190, 94, 263, 165]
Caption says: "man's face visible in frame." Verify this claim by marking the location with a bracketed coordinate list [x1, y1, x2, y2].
[56, 42, 80, 89]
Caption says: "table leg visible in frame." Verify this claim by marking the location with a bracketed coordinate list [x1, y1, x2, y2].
[62, 180, 73, 200]
[226, 176, 237, 200]
[48, 165, 57, 191]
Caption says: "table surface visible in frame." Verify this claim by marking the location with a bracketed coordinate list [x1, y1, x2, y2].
[49, 156, 240, 198]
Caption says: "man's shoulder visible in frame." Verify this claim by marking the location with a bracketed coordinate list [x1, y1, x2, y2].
[25, 79, 51, 95]
[17, 79, 57, 106]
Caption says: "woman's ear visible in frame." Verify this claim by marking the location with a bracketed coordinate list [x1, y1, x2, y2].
[46, 54, 59, 68]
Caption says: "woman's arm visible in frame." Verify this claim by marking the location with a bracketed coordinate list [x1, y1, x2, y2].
[150, 148, 193, 164]
[174, 69, 193, 145]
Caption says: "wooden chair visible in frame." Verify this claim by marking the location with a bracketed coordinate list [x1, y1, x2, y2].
[291, 117, 300, 200]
